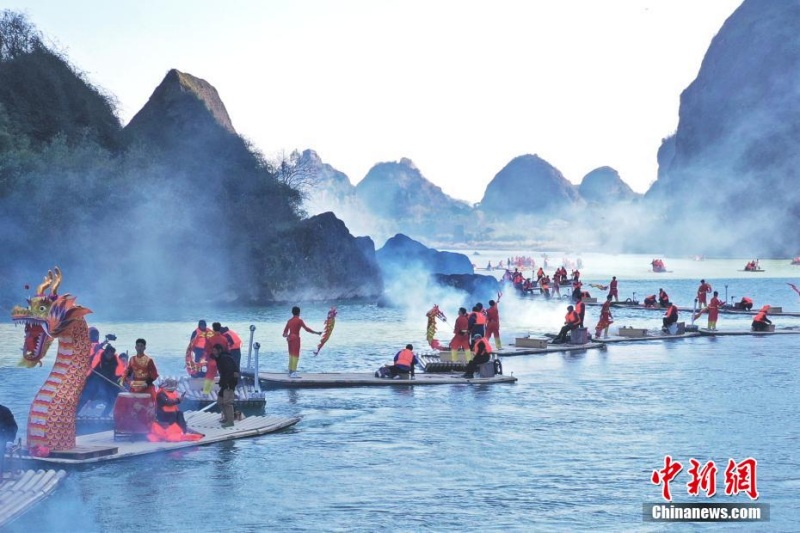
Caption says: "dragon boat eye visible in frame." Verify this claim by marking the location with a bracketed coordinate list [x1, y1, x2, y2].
[39, 305, 47, 312]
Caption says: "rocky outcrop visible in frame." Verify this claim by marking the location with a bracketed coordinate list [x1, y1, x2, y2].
[578, 167, 639, 204]
[646, 0, 800, 255]
[376, 234, 473, 277]
[125, 69, 235, 144]
[479, 154, 582, 216]
[258, 212, 383, 302]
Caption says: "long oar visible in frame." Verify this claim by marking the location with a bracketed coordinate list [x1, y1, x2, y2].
[91, 369, 126, 390]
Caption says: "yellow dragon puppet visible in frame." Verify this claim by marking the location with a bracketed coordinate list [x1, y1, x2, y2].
[11, 267, 93, 454]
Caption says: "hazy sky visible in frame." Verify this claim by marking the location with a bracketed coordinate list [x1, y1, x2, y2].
[9, 0, 742, 203]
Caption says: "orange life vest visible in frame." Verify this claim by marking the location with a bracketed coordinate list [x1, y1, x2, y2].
[472, 338, 493, 356]
[395, 348, 415, 367]
[158, 389, 179, 413]
[191, 327, 213, 350]
[224, 329, 242, 350]
[471, 312, 487, 326]
[566, 310, 580, 325]
[753, 311, 768, 322]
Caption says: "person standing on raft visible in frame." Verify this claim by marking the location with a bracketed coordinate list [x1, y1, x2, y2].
[449, 307, 470, 362]
[697, 280, 712, 309]
[283, 306, 321, 378]
[485, 298, 502, 350]
[595, 295, 614, 339]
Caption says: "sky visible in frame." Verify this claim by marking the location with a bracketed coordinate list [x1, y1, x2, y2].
[7, 0, 743, 203]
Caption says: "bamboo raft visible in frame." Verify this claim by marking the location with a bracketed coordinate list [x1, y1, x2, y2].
[593, 331, 701, 343]
[585, 301, 800, 317]
[500, 342, 604, 357]
[697, 328, 800, 336]
[0, 469, 67, 528]
[76, 376, 266, 428]
[252, 372, 518, 388]
[22, 411, 300, 466]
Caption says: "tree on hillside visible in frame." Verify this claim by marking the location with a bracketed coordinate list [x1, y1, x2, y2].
[271, 149, 316, 196]
[0, 11, 43, 62]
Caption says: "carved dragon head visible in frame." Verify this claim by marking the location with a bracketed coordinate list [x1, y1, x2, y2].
[10, 267, 91, 368]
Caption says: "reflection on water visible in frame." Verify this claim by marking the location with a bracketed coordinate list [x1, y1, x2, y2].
[1, 255, 799, 531]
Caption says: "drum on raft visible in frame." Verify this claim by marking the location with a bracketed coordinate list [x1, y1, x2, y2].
[113, 392, 155, 441]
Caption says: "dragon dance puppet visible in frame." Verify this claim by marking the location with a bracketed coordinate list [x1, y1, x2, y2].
[313, 307, 337, 356]
[425, 305, 447, 350]
[11, 268, 93, 455]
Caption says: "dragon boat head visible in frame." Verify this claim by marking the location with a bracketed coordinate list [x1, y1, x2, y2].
[10, 267, 91, 367]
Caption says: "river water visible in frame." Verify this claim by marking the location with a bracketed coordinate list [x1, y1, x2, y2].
[1, 253, 798, 531]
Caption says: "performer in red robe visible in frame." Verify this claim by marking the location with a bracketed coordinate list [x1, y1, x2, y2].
[594, 295, 614, 339]
[283, 306, 321, 378]
[449, 308, 470, 361]
[125, 338, 159, 401]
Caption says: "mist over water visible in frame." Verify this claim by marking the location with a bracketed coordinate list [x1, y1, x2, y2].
[1, 252, 798, 531]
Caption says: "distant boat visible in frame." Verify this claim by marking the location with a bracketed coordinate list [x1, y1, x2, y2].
[791, 257, 800, 265]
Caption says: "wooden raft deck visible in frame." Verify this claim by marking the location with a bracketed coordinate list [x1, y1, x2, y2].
[500, 342, 604, 357]
[25, 411, 300, 466]
[0, 469, 67, 528]
[697, 328, 800, 337]
[594, 331, 701, 344]
[255, 372, 518, 388]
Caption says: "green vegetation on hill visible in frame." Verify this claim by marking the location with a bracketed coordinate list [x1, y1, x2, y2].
[0, 11, 315, 309]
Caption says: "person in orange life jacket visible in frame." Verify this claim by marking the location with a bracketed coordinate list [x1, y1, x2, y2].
[643, 294, 657, 308]
[751, 306, 772, 332]
[553, 305, 581, 344]
[658, 289, 670, 308]
[283, 306, 322, 378]
[211, 344, 239, 427]
[79, 344, 125, 416]
[575, 296, 586, 328]
[449, 307, 471, 361]
[462, 335, 492, 379]
[697, 279, 712, 309]
[662, 301, 679, 331]
[485, 299, 502, 350]
[155, 378, 187, 433]
[125, 338, 159, 400]
[220, 325, 243, 368]
[467, 303, 486, 347]
[388, 344, 420, 378]
[88, 327, 102, 362]
[186, 320, 213, 377]
[738, 297, 753, 311]
[608, 276, 619, 302]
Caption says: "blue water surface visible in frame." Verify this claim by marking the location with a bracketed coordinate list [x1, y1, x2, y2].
[1, 260, 798, 532]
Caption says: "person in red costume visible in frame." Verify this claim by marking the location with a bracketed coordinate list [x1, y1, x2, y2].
[283, 306, 321, 378]
[125, 338, 159, 401]
[595, 295, 614, 339]
[485, 298, 502, 350]
[696, 279, 712, 309]
[608, 276, 618, 302]
[449, 307, 470, 362]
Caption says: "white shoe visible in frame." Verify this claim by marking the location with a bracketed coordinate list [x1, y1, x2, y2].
[289, 372, 301, 378]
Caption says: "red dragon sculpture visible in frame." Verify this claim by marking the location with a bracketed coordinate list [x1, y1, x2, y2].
[11, 267, 92, 453]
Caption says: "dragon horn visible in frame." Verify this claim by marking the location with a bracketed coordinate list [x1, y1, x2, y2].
[36, 271, 53, 295]
[51, 266, 63, 294]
